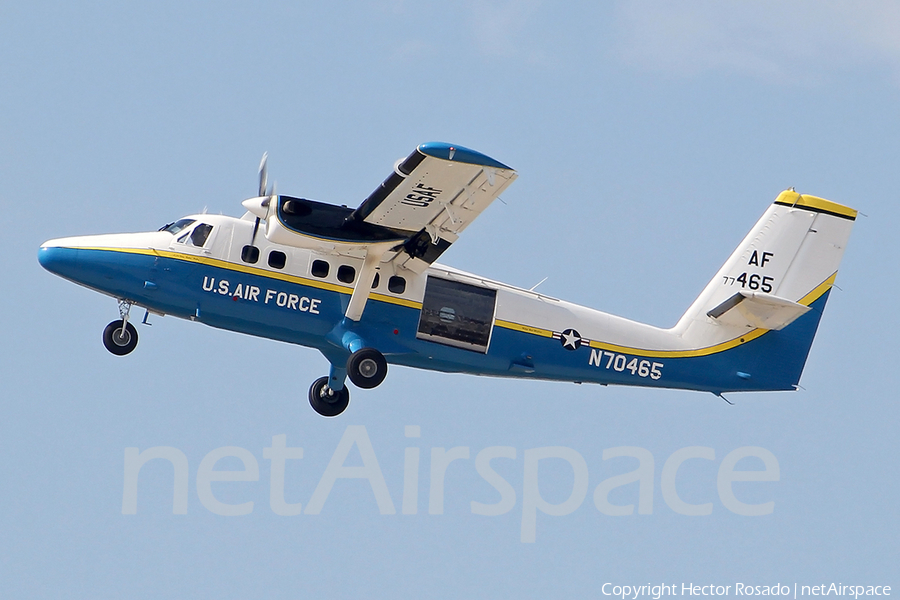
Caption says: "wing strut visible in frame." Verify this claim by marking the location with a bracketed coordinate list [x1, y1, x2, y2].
[344, 241, 396, 322]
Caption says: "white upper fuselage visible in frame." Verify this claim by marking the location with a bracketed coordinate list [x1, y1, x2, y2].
[42, 211, 686, 353]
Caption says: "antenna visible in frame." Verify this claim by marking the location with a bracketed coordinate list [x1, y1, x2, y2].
[713, 392, 734, 405]
[529, 277, 548, 292]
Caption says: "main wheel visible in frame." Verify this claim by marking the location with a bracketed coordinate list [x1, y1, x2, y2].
[347, 348, 388, 389]
[308, 376, 350, 417]
[102, 320, 138, 355]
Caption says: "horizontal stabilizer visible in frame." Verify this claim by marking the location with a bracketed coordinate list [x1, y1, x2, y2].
[707, 291, 811, 331]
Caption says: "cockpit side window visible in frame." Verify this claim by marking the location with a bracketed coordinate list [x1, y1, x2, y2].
[189, 224, 214, 247]
[161, 219, 196, 234]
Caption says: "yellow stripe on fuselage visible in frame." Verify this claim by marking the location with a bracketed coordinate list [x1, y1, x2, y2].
[584, 328, 768, 359]
[493, 319, 554, 338]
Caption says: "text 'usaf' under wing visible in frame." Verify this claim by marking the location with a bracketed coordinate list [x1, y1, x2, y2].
[353, 142, 517, 272]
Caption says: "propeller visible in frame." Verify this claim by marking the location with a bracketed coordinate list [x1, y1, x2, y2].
[246, 152, 275, 246]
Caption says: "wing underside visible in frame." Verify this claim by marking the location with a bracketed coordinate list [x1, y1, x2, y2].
[247, 142, 516, 322]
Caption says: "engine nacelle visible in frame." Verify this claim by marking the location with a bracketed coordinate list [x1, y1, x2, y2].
[242, 195, 407, 256]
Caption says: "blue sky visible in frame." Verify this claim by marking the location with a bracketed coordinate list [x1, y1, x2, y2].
[2, 2, 898, 597]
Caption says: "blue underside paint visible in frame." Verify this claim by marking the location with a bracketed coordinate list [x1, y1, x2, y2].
[418, 142, 513, 170]
[38, 246, 828, 394]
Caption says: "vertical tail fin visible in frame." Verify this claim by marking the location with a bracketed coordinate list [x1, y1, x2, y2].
[675, 190, 856, 391]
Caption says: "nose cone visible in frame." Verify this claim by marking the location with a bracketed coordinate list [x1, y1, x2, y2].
[242, 196, 271, 219]
[38, 241, 79, 278]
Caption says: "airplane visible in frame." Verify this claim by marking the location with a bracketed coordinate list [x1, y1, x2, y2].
[38, 142, 856, 416]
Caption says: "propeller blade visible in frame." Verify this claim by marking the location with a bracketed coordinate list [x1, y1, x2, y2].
[258, 152, 268, 198]
[264, 182, 277, 235]
[247, 153, 269, 246]
[250, 216, 261, 245]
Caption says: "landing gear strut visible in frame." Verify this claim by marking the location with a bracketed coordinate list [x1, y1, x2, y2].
[102, 300, 138, 356]
[308, 376, 350, 417]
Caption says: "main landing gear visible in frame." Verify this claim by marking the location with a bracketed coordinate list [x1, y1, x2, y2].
[347, 347, 388, 389]
[308, 347, 388, 417]
[102, 300, 138, 356]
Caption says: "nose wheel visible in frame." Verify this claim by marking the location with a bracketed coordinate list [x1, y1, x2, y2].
[102, 299, 138, 355]
[308, 376, 350, 417]
[102, 320, 138, 355]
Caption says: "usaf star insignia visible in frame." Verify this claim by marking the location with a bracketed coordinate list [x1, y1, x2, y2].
[560, 328, 582, 351]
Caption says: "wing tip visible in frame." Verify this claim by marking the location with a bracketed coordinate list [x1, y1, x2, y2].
[418, 142, 513, 171]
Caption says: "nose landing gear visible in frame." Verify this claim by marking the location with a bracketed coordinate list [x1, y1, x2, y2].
[102, 300, 138, 355]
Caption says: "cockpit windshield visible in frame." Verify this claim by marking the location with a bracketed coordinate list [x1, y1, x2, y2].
[159, 219, 196, 234]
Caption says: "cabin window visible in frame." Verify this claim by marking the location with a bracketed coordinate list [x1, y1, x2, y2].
[388, 276, 406, 294]
[371, 273, 380, 289]
[416, 276, 497, 353]
[268, 250, 287, 269]
[337, 265, 356, 284]
[311, 260, 329, 278]
[241, 245, 260, 264]
[189, 224, 214, 247]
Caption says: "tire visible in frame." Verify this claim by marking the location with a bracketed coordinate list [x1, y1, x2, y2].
[346, 348, 388, 389]
[308, 376, 350, 417]
[102, 320, 138, 356]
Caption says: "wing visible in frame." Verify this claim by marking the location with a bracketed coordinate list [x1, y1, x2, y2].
[351, 142, 517, 273]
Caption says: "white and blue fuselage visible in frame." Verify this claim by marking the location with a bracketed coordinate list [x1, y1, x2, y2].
[38, 143, 856, 415]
